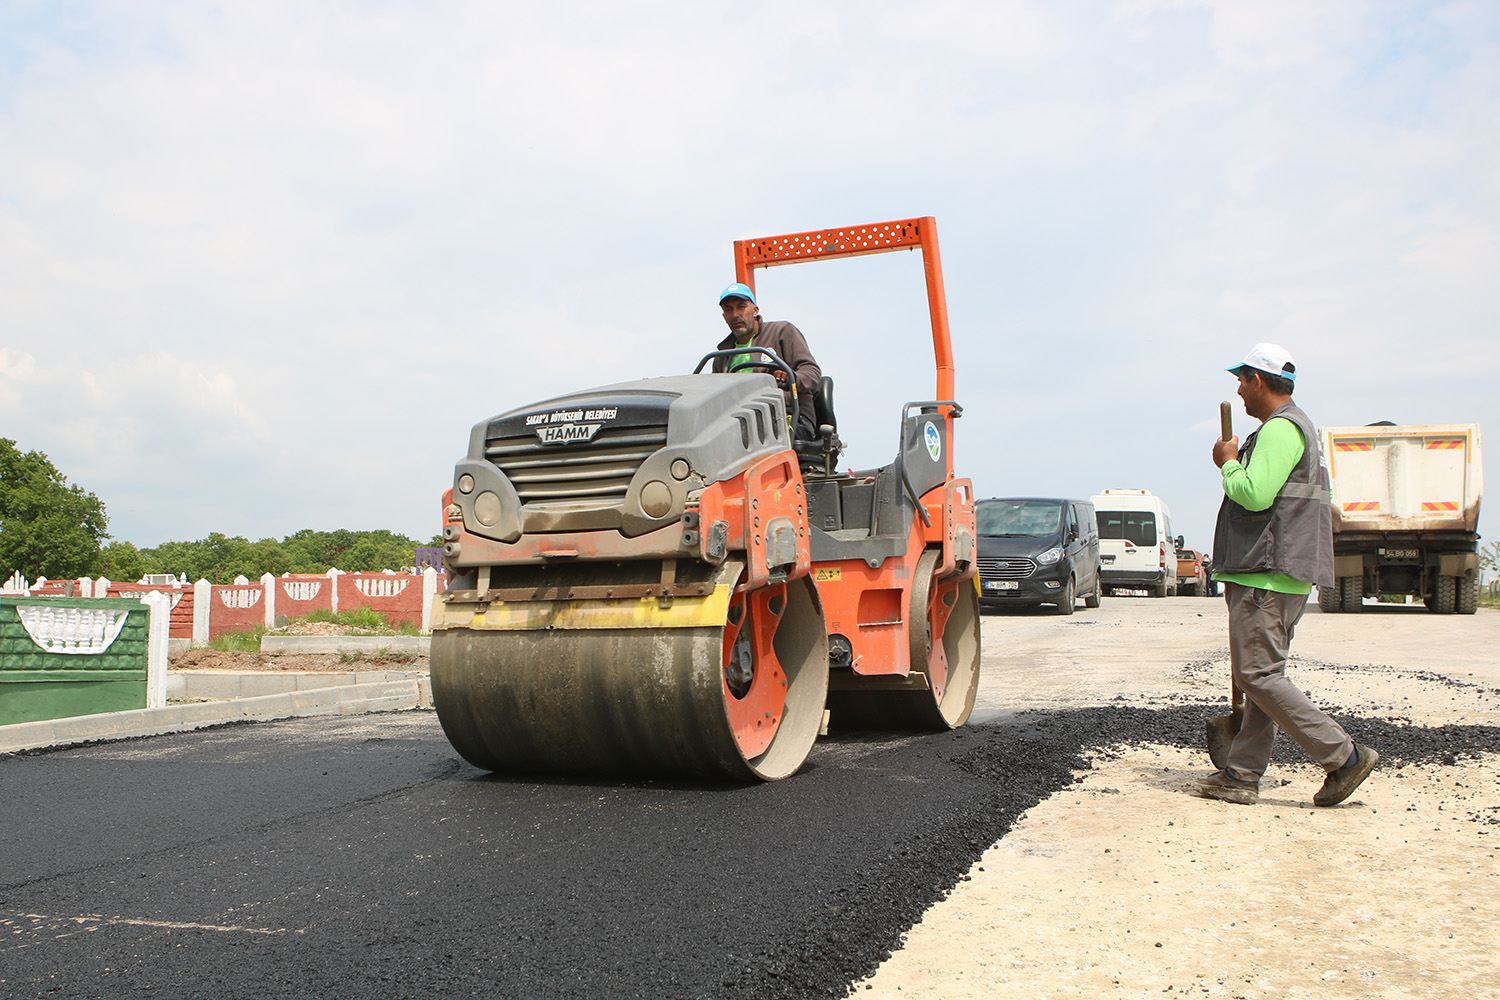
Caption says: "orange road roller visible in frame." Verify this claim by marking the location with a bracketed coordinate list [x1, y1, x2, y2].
[431, 217, 980, 780]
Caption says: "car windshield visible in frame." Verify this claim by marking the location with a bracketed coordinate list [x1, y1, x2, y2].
[1097, 511, 1157, 546]
[976, 500, 1063, 537]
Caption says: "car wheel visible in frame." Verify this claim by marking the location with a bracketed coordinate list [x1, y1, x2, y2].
[1154, 582, 1168, 598]
[1055, 576, 1075, 615]
[1084, 576, 1101, 609]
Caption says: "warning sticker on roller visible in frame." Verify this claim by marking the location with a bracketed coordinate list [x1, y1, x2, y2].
[813, 567, 842, 582]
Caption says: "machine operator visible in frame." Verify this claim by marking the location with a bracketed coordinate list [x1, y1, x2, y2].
[712, 282, 822, 440]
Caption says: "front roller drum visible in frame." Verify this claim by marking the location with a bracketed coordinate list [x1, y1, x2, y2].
[430, 562, 829, 782]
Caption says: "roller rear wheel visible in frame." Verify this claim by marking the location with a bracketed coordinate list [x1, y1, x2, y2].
[430, 559, 829, 781]
[827, 549, 981, 730]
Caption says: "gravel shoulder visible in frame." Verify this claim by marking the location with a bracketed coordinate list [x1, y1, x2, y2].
[858, 597, 1500, 999]
[171, 649, 426, 673]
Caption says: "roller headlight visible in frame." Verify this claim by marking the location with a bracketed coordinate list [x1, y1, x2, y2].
[474, 491, 502, 527]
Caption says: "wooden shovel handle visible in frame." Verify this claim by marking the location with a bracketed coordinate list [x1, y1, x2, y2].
[1220, 401, 1233, 441]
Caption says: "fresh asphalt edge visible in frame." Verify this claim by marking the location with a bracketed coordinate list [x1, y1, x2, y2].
[2, 701, 1494, 1000]
[744, 704, 1500, 1000]
[0, 676, 433, 754]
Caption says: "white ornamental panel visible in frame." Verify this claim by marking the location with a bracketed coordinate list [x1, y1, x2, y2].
[117, 591, 184, 610]
[218, 589, 263, 609]
[16, 605, 131, 654]
[353, 577, 409, 598]
[282, 581, 322, 601]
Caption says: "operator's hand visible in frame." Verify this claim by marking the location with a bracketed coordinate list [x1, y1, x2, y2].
[772, 369, 790, 386]
[1213, 435, 1239, 469]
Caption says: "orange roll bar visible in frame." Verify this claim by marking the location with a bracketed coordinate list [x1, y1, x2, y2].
[731, 217, 956, 403]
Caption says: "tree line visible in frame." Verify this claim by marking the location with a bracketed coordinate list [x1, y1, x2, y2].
[2, 438, 437, 584]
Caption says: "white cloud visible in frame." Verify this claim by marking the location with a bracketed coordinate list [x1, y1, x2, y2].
[0, 0, 1495, 553]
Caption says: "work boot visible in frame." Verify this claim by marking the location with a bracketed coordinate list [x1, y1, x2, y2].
[1314, 744, 1379, 807]
[1195, 769, 1259, 805]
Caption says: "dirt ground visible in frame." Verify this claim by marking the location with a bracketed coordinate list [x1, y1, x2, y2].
[171, 648, 427, 673]
[857, 597, 1500, 999]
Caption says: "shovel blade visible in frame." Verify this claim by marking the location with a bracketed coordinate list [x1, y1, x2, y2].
[1206, 715, 1237, 770]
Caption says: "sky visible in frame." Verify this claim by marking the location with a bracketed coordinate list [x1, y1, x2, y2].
[2, 0, 1496, 563]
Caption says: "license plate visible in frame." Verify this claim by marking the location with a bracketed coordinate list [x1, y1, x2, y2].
[1380, 549, 1419, 558]
[984, 580, 1019, 591]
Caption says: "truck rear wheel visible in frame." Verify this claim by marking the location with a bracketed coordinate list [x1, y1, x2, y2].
[1318, 582, 1340, 613]
[1431, 575, 1456, 614]
[1457, 575, 1479, 615]
[1340, 575, 1363, 613]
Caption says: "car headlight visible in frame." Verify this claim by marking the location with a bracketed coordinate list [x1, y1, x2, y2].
[1036, 546, 1062, 565]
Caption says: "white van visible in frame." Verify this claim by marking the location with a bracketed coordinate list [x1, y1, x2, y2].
[1091, 489, 1178, 597]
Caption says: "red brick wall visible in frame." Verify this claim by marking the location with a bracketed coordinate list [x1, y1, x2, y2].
[337, 572, 426, 628]
[210, 583, 266, 636]
[106, 583, 194, 638]
[273, 574, 334, 620]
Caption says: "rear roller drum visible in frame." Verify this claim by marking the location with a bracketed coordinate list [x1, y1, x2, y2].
[828, 549, 981, 730]
[430, 560, 829, 781]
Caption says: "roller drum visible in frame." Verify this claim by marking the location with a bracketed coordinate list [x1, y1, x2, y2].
[431, 564, 829, 782]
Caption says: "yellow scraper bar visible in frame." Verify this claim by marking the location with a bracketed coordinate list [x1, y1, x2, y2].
[433, 584, 734, 632]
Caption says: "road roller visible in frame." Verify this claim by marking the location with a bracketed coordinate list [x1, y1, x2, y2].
[431, 216, 980, 781]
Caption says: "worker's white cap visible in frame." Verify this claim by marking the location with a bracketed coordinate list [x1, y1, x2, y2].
[1228, 342, 1296, 382]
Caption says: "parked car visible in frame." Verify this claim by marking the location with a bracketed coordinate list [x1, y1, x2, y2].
[976, 497, 1102, 615]
[1174, 540, 1208, 596]
[1091, 489, 1178, 597]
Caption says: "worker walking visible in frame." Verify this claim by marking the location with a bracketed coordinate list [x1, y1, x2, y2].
[1198, 343, 1378, 807]
[712, 282, 822, 440]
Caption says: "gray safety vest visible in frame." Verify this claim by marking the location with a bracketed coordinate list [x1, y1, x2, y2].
[1211, 401, 1335, 587]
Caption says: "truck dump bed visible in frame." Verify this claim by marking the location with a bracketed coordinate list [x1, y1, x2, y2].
[1321, 423, 1483, 534]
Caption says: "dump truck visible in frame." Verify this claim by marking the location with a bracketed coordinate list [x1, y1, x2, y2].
[430, 217, 981, 781]
[1319, 422, 1483, 614]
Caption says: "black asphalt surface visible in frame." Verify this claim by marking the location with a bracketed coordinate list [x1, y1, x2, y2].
[3, 707, 1496, 1000]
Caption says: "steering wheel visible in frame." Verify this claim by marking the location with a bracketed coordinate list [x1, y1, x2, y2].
[729, 360, 790, 384]
[693, 347, 796, 387]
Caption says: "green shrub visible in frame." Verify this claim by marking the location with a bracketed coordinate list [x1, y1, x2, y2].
[209, 625, 266, 652]
[303, 606, 393, 631]
[338, 647, 419, 665]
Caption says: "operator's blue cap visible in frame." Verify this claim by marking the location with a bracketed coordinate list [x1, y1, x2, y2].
[718, 282, 756, 306]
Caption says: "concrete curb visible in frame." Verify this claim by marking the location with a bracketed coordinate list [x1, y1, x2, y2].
[259, 635, 431, 655]
[0, 676, 434, 754]
[167, 669, 424, 701]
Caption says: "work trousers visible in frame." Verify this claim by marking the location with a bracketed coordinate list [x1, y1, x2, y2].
[1224, 582, 1353, 782]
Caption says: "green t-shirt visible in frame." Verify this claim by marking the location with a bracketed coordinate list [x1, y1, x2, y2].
[729, 336, 756, 373]
[1213, 416, 1311, 595]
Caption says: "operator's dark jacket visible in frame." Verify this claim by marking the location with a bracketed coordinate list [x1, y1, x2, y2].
[713, 320, 822, 437]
